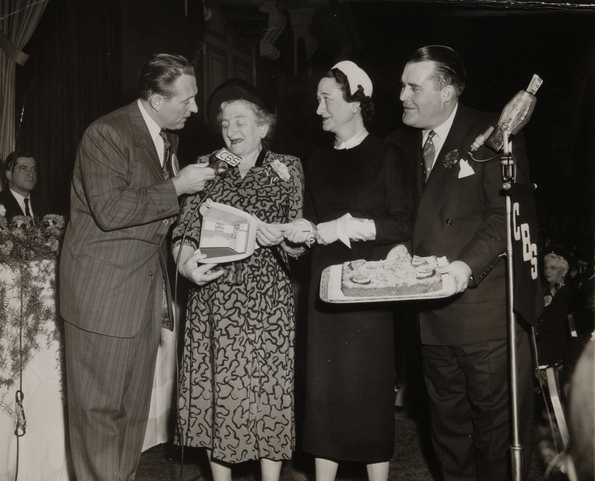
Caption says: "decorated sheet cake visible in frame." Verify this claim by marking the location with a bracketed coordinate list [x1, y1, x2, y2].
[320, 244, 456, 303]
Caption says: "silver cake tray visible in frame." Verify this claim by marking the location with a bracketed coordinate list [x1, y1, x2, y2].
[320, 264, 457, 304]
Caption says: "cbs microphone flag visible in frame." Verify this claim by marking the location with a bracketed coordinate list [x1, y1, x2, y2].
[510, 183, 543, 325]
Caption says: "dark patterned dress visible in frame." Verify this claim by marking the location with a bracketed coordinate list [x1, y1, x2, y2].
[173, 150, 303, 463]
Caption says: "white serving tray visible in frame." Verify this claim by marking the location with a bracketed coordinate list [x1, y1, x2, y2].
[319, 264, 457, 304]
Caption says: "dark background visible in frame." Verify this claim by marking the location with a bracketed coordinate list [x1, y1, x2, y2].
[14, 0, 595, 260]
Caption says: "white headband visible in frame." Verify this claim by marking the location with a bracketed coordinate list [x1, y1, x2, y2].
[332, 60, 373, 97]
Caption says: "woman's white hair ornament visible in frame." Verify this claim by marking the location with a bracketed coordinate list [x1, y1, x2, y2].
[332, 60, 373, 97]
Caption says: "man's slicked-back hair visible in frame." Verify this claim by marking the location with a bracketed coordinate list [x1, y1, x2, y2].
[407, 45, 466, 96]
[4, 150, 34, 173]
[138, 53, 195, 100]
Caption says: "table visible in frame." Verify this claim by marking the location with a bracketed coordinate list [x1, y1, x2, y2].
[0, 261, 177, 481]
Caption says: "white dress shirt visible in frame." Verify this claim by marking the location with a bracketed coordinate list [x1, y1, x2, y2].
[422, 103, 458, 174]
[10, 188, 34, 217]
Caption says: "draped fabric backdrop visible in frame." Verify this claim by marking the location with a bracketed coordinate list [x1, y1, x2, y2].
[0, 0, 48, 162]
[15, 0, 121, 214]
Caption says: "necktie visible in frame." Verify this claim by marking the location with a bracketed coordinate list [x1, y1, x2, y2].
[422, 130, 436, 180]
[23, 197, 32, 217]
[159, 130, 174, 179]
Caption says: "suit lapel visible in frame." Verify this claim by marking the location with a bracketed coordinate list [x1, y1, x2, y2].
[425, 106, 472, 186]
[414, 106, 473, 251]
[128, 102, 163, 180]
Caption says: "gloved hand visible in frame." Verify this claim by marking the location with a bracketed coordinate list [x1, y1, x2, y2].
[282, 218, 317, 245]
[316, 213, 376, 247]
[316, 216, 350, 247]
[338, 213, 376, 242]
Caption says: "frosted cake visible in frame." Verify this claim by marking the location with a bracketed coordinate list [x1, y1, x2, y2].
[341, 245, 447, 297]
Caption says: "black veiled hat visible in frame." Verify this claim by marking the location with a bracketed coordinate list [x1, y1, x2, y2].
[206, 78, 270, 127]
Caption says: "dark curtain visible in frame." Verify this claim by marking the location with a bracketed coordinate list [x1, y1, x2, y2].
[15, 0, 121, 215]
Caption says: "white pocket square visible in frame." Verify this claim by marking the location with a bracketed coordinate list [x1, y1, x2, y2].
[458, 159, 475, 179]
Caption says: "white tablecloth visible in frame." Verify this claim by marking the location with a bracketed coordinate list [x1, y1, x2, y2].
[0, 261, 177, 481]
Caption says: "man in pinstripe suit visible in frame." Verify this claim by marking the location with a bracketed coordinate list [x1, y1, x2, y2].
[60, 53, 220, 481]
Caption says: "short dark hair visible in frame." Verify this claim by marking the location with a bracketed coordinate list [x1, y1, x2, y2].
[138, 53, 195, 100]
[4, 151, 35, 173]
[323, 67, 375, 125]
[407, 45, 466, 96]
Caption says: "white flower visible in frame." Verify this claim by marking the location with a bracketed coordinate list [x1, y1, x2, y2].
[0, 204, 5, 217]
[270, 159, 290, 181]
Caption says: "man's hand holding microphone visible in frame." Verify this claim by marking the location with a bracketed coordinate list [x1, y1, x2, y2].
[172, 161, 216, 196]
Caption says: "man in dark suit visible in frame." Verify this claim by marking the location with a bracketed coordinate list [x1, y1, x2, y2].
[0, 151, 38, 220]
[387, 45, 534, 481]
[60, 53, 220, 481]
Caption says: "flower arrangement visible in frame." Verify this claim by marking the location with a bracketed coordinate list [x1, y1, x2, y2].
[0, 208, 65, 265]
[0, 208, 65, 395]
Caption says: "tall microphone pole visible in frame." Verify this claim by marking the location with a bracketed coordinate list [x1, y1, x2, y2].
[470, 74, 542, 481]
[501, 131, 523, 481]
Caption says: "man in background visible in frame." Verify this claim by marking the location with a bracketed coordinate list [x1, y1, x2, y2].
[0, 151, 38, 220]
[60, 52, 218, 481]
[387, 45, 534, 481]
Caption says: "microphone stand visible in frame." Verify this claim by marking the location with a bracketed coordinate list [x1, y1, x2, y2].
[501, 130, 523, 481]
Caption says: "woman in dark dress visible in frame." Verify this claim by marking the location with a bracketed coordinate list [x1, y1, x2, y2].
[537, 252, 572, 368]
[172, 80, 304, 481]
[285, 61, 413, 481]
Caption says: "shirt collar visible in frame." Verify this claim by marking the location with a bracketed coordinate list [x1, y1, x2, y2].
[423, 103, 458, 145]
[137, 99, 162, 143]
[10, 188, 28, 203]
[334, 129, 369, 150]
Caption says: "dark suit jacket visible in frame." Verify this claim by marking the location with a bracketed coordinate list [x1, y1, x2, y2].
[387, 104, 530, 345]
[59, 101, 180, 338]
[0, 189, 43, 220]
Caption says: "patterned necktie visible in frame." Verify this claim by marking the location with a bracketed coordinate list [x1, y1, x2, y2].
[23, 197, 32, 216]
[159, 130, 174, 179]
[422, 130, 436, 180]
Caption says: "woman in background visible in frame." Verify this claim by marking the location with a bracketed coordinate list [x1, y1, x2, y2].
[286, 61, 413, 481]
[536, 252, 572, 369]
[172, 79, 304, 481]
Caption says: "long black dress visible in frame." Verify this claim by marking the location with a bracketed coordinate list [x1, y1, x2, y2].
[302, 134, 413, 462]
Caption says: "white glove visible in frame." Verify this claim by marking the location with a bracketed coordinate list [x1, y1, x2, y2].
[338, 213, 376, 242]
[316, 217, 350, 247]
[282, 218, 317, 245]
[316, 213, 375, 247]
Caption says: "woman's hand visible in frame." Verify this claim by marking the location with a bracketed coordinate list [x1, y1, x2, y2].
[256, 221, 284, 247]
[283, 218, 317, 245]
[179, 249, 225, 286]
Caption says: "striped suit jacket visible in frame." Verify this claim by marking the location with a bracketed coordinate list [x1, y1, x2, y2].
[59, 101, 180, 338]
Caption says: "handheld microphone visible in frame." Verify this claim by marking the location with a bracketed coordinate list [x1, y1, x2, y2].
[207, 148, 241, 176]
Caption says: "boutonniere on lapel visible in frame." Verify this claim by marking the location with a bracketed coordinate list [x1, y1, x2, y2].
[269, 158, 291, 182]
[443, 148, 475, 179]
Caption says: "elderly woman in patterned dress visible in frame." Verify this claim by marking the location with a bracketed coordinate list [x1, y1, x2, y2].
[171, 79, 304, 481]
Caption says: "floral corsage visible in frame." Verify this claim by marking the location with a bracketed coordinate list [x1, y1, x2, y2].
[443, 148, 462, 169]
[270, 159, 291, 181]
